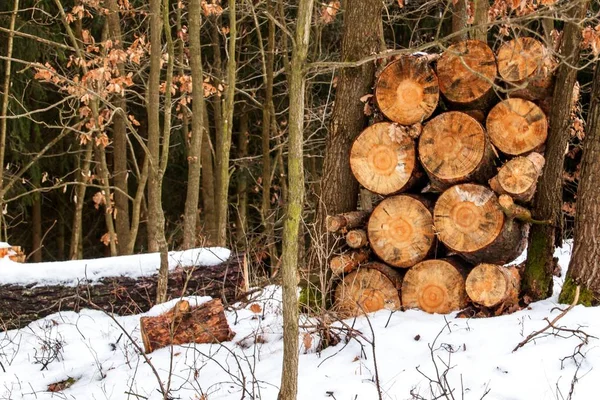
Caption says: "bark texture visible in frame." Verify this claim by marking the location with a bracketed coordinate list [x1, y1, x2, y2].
[523, 0, 590, 300]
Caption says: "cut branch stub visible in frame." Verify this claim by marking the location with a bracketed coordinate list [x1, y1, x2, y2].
[436, 40, 497, 109]
[419, 112, 495, 190]
[375, 56, 439, 125]
[326, 211, 370, 233]
[401, 258, 469, 314]
[350, 122, 420, 195]
[489, 152, 545, 203]
[497, 37, 556, 101]
[486, 98, 548, 156]
[465, 263, 520, 308]
[334, 262, 403, 317]
[434, 184, 526, 264]
[368, 195, 435, 268]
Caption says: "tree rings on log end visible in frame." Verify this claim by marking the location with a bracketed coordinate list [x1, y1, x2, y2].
[375, 56, 439, 125]
[486, 98, 547, 156]
[368, 195, 435, 268]
[466, 263, 520, 308]
[334, 262, 403, 318]
[434, 184, 504, 254]
[401, 258, 468, 314]
[350, 122, 418, 195]
[419, 112, 490, 188]
[436, 40, 497, 107]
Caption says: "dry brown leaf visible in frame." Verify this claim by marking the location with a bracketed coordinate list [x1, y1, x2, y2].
[302, 333, 313, 351]
[249, 303, 262, 314]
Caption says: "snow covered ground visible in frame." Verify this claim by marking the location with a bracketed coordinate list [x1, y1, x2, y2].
[2, 242, 600, 400]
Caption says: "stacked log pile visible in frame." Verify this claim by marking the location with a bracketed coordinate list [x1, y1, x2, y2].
[332, 38, 556, 318]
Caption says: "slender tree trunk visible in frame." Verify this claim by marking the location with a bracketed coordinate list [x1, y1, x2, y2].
[236, 108, 249, 247]
[559, 61, 600, 305]
[312, 0, 384, 273]
[523, 0, 590, 300]
[278, 1, 314, 399]
[451, 0, 468, 42]
[472, 0, 490, 42]
[70, 141, 93, 259]
[31, 190, 42, 263]
[215, 0, 238, 247]
[106, 0, 131, 255]
[182, 0, 206, 249]
[200, 100, 217, 244]
[0, 0, 19, 236]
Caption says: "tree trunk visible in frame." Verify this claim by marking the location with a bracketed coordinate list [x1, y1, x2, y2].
[434, 184, 527, 265]
[350, 122, 421, 195]
[200, 110, 217, 244]
[419, 111, 495, 190]
[334, 262, 403, 317]
[312, 0, 383, 272]
[451, 0, 468, 43]
[182, 0, 206, 250]
[0, 255, 245, 329]
[489, 152, 545, 203]
[559, 61, 600, 305]
[368, 195, 435, 268]
[471, 0, 490, 42]
[466, 263, 520, 308]
[235, 109, 249, 248]
[70, 141, 93, 260]
[375, 56, 439, 125]
[436, 40, 497, 110]
[402, 258, 469, 314]
[523, 0, 590, 301]
[279, 0, 313, 397]
[31, 190, 42, 263]
[140, 299, 234, 353]
[106, 0, 131, 255]
[486, 98, 548, 156]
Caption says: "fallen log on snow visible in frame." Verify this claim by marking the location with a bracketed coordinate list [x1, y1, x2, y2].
[140, 299, 234, 353]
[0, 249, 245, 329]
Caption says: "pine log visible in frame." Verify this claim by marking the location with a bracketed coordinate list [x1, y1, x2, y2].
[401, 258, 469, 314]
[0, 254, 245, 329]
[486, 98, 548, 156]
[140, 299, 234, 353]
[330, 249, 369, 275]
[497, 37, 557, 101]
[465, 263, 520, 308]
[325, 210, 370, 233]
[334, 262, 403, 317]
[489, 152, 545, 203]
[368, 195, 435, 268]
[436, 40, 498, 109]
[375, 56, 439, 125]
[346, 229, 368, 248]
[433, 184, 527, 264]
[419, 112, 495, 190]
[350, 122, 422, 195]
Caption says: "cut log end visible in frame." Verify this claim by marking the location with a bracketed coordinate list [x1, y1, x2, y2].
[466, 263, 520, 308]
[419, 112, 492, 188]
[368, 195, 435, 268]
[350, 122, 419, 195]
[334, 263, 403, 318]
[436, 40, 497, 107]
[326, 211, 370, 233]
[487, 98, 548, 156]
[434, 184, 504, 254]
[330, 249, 369, 275]
[490, 153, 545, 202]
[401, 258, 468, 314]
[346, 229, 368, 248]
[375, 56, 439, 125]
[140, 299, 234, 354]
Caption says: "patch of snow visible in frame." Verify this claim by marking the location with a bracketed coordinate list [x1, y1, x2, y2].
[0, 247, 230, 287]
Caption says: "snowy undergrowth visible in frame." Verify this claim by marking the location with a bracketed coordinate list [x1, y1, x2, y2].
[2, 242, 600, 400]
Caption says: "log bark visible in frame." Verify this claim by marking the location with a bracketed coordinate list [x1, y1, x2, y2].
[401, 258, 469, 314]
[346, 229, 368, 248]
[375, 56, 439, 125]
[140, 299, 234, 353]
[350, 122, 421, 195]
[486, 98, 548, 156]
[367, 195, 435, 268]
[0, 255, 245, 329]
[330, 249, 369, 275]
[326, 210, 370, 233]
[419, 111, 496, 190]
[433, 184, 527, 265]
[489, 152, 545, 203]
[334, 262, 403, 317]
[436, 40, 498, 109]
[497, 37, 556, 101]
[465, 263, 520, 308]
